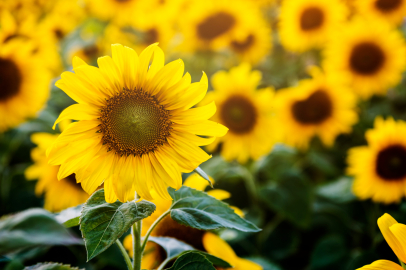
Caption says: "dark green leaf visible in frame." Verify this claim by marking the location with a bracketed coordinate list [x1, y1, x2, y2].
[316, 177, 355, 203]
[309, 235, 347, 270]
[55, 205, 82, 228]
[148, 237, 194, 258]
[80, 189, 156, 261]
[24, 262, 83, 270]
[167, 251, 216, 270]
[259, 173, 312, 228]
[169, 186, 260, 232]
[193, 167, 213, 188]
[178, 251, 232, 268]
[0, 208, 83, 255]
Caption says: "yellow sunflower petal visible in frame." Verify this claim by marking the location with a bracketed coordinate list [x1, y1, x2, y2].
[378, 214, 406, 263]
[202, 232, 238, 266]
[53, 104, 99, 130]
[357, 260, 404, 270]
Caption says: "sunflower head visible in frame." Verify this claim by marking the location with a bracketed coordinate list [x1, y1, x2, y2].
[49, 43, 227, 202]
[355, 0, 406, 25]
[324, 18, 406, 99]
[275, 67, 358, 149]
[201, 63, 276, 164]
[348, 117, 406, 204]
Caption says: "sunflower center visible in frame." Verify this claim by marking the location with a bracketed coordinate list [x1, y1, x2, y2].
[220, 95, 257, 134]
[291, 90, 332, 125]
[144, 28, 159, 44]
[375, 0, 402, 12]
[376, 144, 406, 180]
[54, 28, 65, 40]
[153, 216, 205, 250]
[300, 7, 324, 31]
[231, 34, 255, 52]
[83, 45, 99, 59]
[99, 89, 172, 156]
[197, 12, 236, 41]
[0, 58, 22, 102]
[350, 42, 385, 75]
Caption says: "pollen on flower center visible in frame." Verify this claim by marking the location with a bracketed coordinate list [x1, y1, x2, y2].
[99, 89, 172, 156]
[0, 58, 22, 102]
[350, 42, 385, 75]
[300, 7, 324, 31]
[291, 90, 332, 125]
[376, 144, 406, 180]
[197, 12, 236, 41]
[375, 0, 402, 12]
[220, 95, 257, 134]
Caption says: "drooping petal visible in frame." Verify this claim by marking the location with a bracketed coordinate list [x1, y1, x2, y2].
[53, 104, 99, 130]
[357, 260, 404, 270]
[378, 214, 406, 263]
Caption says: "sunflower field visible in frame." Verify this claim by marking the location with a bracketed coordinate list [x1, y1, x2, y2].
[3, 0, 406, 269]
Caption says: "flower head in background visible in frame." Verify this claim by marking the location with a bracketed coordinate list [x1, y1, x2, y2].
[202, 63, 276, 164]
[123, 173, 252, 269]
[25, 122, 89, 212]
[83, 0, 142, 25]
[179, 0, 263, 52]
[279, 0, 348, 52]
[357, 213, 406, 270]
[355, 0, 406, 26]
[0, 39, 50, 132]
[275, 67, 358, 149]
[324, 18, 406, 99]
[348, 117, 406, 204]
[49, 43, 227, 202]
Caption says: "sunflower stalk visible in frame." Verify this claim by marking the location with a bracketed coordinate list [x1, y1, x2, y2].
[132, 221, 142, 270]
[115, 239, 133, 270]
[140, 209, 171, 254]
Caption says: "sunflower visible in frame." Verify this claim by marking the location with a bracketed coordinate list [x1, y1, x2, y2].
[347, 117, 406, 204]
[0, 39, 50, 132]
[227, 11, 272, 64]
[201, 63, 276, 164]
[84, 0, 142, 24]
[355, 0, 406, 26]
[357, 213, 406, 270]
[123, 173, 252, 269]
[25, 126, 89, 212]
[48, 43, 227, 202]
[279, 0, 348, 52]
[324, 18, 406, 99]
[274, 67, 358, 149]
[179, 0, 262, 52]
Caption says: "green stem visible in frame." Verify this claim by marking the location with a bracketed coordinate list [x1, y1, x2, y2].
[157, 257, 172, 270]
[115, 239, 133, 270]
[140, 210, 171, 254]
[132, 221, 142, 270]
[399, 259, 406, 270]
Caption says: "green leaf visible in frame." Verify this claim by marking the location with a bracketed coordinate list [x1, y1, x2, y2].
[167, 251, 216, 270]
[24, 262, 83, 270]
[316, 177, 355, 203]
[169, 186, 260, 232]
[0, 208, 83, 255]
[309, 235, 347, 270]
[80, 189, 156, 261]
[148, 237, 232, 268]
[259, 172, 312, 228]
[148, 236, 194, 258]
[55, 205, 83, 228]
[193, 167, 213, 188]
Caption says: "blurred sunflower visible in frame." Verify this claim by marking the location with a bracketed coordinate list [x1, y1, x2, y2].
[25, 124, 89, 212]
[179, 0, 262, 52]
[279, 0, 348, 52]
[83, 0, 141, 24]
[228, 12, 272, 64]
[201, 63, 276, 164]
[0, 39, 50, 132]
[324, 18, 406, 99]
[275, 67, 358, 149]
[347, 117, 406, 204]
[123, 173, 256, 270]
[49, 43, 227, 202]
[358, 213, 406, 270]
[355, 0, 406, 25]
[67, 41, 103, 66]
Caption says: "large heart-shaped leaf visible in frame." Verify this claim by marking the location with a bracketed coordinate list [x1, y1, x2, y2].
[169, 186, 260, 232]
[167, 251, 216, 270]
[55, 205, 82, 228]
[80, 189, 156, 261]
[0, 208, 83, 255]
[24, 262, 83, 270]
